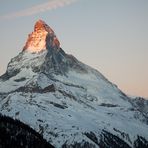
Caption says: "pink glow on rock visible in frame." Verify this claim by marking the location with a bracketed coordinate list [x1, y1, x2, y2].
[23, 20, 60, 53]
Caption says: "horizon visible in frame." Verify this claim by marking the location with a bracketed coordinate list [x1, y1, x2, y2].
[0, 0, 148, 98]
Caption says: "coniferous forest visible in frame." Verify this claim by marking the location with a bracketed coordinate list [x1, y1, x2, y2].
[0, 114, 54, 148]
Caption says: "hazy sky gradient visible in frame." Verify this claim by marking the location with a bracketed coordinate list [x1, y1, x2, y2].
[0, 0, 148, 98]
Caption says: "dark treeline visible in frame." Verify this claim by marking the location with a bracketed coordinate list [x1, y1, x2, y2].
[0, 114, 54, 148]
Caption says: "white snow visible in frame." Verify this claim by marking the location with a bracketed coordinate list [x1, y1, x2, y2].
[0, 48, 148, 148]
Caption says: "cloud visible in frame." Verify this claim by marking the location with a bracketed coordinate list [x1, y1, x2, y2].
[0, 0, 78, 20]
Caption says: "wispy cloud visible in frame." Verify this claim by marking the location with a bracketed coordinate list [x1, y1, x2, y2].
[0, 0, 78, 20]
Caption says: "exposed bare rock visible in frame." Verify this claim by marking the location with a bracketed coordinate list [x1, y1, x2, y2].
[23, 20, 60, 53]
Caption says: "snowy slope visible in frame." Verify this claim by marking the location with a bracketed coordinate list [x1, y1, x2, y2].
[0, 20, 148, 148]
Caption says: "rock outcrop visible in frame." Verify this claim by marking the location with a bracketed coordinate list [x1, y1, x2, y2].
[23, 20, 60, 53]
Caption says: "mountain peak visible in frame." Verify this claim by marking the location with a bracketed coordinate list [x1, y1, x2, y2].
[34, 19, 53, 32]
[23, 20, 60, 53]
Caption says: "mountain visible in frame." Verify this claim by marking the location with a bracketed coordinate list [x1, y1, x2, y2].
[0, 20, 148, 148]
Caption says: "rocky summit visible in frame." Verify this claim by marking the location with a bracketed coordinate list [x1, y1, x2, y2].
[0, 20, 148, 148]
[23, 20, 60, 53]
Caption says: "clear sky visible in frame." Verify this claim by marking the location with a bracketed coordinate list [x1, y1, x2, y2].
[0, 0, 148, 98]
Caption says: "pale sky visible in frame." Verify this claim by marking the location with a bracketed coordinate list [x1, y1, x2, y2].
[0, 0, 148, 98]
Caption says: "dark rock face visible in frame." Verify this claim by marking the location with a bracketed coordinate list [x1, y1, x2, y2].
[99, 130, 131, 148]
[99, 103, 119, 107]
[16, 84, 56, 93]
[84, 131, 132, 148]
[134, 136, 148, 148]
[0, 114, 54, 148]
[85, 132, 99, 146]
[14, 77, 26, 82]
[62, 142, 96, 148]
[49, 101, 68, 109]
[132, 97, 148, 116]
[41, 48, 88, 76]
[0, 69, 20, 81]
[62, 131, 148, 148]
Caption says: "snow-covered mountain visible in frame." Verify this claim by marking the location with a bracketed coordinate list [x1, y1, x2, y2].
[0, 20, 148, 148]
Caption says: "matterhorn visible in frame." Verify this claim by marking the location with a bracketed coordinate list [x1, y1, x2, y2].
[0, 20, 148, 148]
